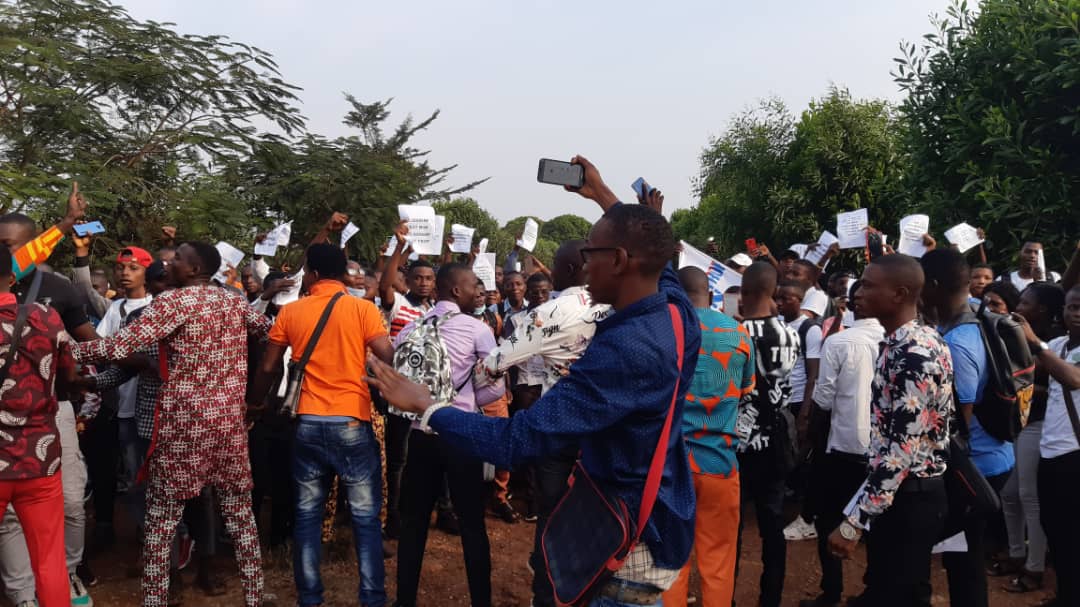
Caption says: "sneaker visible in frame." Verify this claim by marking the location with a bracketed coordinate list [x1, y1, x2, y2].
[70, 573, 93, 607]
[783, 516, 818, 541]
[435, 510, 460, 535]
[77, 561, 98, 587]
[15, 601, 38, 607]
[493, 501, 519, 524]
[176, 534, 196, 571]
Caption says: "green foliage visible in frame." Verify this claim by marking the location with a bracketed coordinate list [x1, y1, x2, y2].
[895, 0, 1080, 269]
[540, 214, 592, 244]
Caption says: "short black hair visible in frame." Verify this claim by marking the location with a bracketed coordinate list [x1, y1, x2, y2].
[306, 243, 347, 279]
[1023, 282, 1066, 327]
[181, 241, 222, 278]
[263, 271, 288, 290]
[526, 272, 551, 287]
[742, 261, 778, 297]
[871, 254, 925, 302]
[0, 213, 37, 235]
[0, 252, 11, 278]
[972, 263, 993, 273]
[793, 259, 817, 274]
[779, 249, 801, 261]
[602, 204, 675, 276]
[678, 266, 709, 296]
[146, 260, 168, 282]
[436, 262, 471, 297]
[983, 281, 1021, 312]
[920, 248, 970, 296]
[778, 279, 807, 298]
[408, 259, 434, 276]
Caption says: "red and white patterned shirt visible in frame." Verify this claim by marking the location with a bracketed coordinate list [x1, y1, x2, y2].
[72, 285, 272, 499]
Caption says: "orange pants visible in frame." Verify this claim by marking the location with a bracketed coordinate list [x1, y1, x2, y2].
[481, 395, 511, 503]
[662, 471, 741, 607]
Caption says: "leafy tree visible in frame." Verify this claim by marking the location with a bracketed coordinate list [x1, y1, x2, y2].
[895, 0, 1080, 269]
[540, 214, 592, 244]
[433, 197, 501, 243]
[0, 0, 304, 249]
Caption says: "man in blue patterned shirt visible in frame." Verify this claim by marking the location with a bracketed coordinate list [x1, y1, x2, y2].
[367, 156, 699, 607]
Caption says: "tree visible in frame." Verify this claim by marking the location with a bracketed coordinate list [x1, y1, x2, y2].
[540, 214, 592, 244]
[895, 0, 1080, 269]
[0, 0, 304, 249]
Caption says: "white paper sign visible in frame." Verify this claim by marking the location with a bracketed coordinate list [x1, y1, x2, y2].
[449, 224, 476, 254]
[398, 204, 439, 256]
[804, 231, 839, 266]
[340, 222, 360, 249]
[837, 209, 870, 249]
[478, 238, 489, 255]
[1037, 248, 1047, 278]
[254, 241, 278, 257]
[517, 218, 539, 252]
[897, 214, 931, 258]
[270, 221, 292, 247]
[215, 242, 245, 270]
[431, 215, 446, 254]
[788, 243, 809, 260]
[473, 255, 497, 292]
[382, 235, 399, 257]
[944, 222, 984, 254]
[273, 269, 303, 306]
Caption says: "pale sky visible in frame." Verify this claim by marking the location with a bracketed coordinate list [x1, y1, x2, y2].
[123, 0, 951, 224]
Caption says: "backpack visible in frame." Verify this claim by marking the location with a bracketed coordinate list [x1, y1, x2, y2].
[796, 316, 824, 361]
[390, 312, 471, 421]
[948, 303, 1036, 442]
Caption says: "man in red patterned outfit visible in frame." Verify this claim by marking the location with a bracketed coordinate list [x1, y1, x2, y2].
[72, 242, 274, 607]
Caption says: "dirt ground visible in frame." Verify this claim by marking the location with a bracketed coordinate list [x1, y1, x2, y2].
[9, 506, 1055, 607]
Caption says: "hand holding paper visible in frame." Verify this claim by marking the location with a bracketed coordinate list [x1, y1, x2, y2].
[944, 223, 984, 254]
[517, 218, 539, 252]
[837, 209, 869, 249]
[897, 214, 931, 258]
[449, 224, 475, 254]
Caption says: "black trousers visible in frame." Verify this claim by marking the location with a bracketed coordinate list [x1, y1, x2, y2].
[1039, 450, 1080, 606]
[81, 413, 119, 536]
[396, 431, 491, 607]
[249, 420, 294, 547]
[810, 451, 869, 603]
[384, 414, 412, 538]
[943, 471, 1009, 607]
[737, 449, 787, 607]
[856, 480, 946, 607]
[528, 450, 576, 607]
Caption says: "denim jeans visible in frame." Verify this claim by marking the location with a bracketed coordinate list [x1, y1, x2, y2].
[293, 419, 385, 607]
[588, 594, 661, 607]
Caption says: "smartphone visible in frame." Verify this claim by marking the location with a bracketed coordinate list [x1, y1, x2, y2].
[867, 230, 885, 261]
[723, 292, 740, 317]
[745, 238, 759, 257]
[631, 177, 653, 199]
[73, 221, 106, 237]
[537, 159, 585, 188]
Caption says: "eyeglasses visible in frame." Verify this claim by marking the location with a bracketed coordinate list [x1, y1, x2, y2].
[579, 247, 627, 264]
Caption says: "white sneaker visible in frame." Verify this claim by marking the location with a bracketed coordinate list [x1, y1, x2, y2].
[15, 601, 39, 607]
[70, 573, 93, 607]
[783, 516, 818, 541]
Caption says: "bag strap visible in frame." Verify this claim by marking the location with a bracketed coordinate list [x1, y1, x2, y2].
[1058, 341, 1080, 444]
[0, 271, 44, 385]
[633, 303, 686, 540]
[294, 292, 344, 372]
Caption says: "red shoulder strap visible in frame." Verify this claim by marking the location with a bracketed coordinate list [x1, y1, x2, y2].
[633, 303, 686, 539]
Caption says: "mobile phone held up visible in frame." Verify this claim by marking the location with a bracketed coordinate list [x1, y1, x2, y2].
[631, 177, 654, 200]
[73, 221, 106, 237]
[745, 238, 759, 257]
[866, 230, 885, 261]
[537, 159, 585, 189]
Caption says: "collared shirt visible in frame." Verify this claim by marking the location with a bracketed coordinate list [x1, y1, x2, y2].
[1041, 337, 1080, 458]
[503, 308, 547, 387]
[97, 295, 153, 419]
[683, 308, 755, 476]
[813, 318, 884, 456]
[72, 285, 272, 499]
[269, 280, 388, 420]
[425, 264, 700, 570]
[736, 316, 799, 453]
[394, 300, 504, 416]
[0, 294, 75, 480]
[480, 285, 611, 394]
[850, 319, 953, 528]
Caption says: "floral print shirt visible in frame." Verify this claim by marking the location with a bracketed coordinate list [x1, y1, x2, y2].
[850, 319, 953, 528]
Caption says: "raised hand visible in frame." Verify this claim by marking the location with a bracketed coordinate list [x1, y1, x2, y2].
[640, 187, 664, 214]
[66, 181, 87, 222]
[161, 225, 177, 242]
[394, 219, 410, 245]
[327, 212, 349, 232]
[566, 155, 619, 212]
[71, 222, 93, 257]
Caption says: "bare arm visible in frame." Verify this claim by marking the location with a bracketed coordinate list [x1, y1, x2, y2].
[379, 220, 409, 308]
[1061, 241, 1080, 291]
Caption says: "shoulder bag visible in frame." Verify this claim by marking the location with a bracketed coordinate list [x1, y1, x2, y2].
[280, 292, 344, 417]
[0, 272, 44, 385]
[540, 303, 686, 606]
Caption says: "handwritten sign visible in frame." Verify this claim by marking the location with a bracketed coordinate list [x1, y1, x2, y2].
[449, 224, 476, 253]
[398, 204, 439, 256]
[804, 231, 838, 266]
[473, 255, 497, 291]
[478, 238, 489, 255]
[836, 209, 869, 249]
[340, 221, 360, 249]
[254, 241, 278, 257]
[215, 242, 245, 270]
[944, 223, 984, 254]
[270, 221, 292, 247]
[517, 218, 539, 252]
[897, 214, 930, 258]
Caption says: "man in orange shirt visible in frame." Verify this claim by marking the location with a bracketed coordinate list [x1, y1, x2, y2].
[248, 244, 393, 607]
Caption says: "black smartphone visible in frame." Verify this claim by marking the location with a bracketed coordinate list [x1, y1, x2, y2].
[537, 159, 585, 188]
[867, 230, 885, 261]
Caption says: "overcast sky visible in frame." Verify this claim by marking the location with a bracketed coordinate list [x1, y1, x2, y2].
[123, 0, 950, 224]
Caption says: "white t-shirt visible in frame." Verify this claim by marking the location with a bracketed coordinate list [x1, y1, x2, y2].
[1002, 270, 1061, 292]
[1041, 337, 1080, 459]
[787, 315, 822, 404]
[801, 287, 830, 318]
[97, 295, 153, 419]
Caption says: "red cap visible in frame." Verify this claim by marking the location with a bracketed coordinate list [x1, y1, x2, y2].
[116, 247, 153, 268]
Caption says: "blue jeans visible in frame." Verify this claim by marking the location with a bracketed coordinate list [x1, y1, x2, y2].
[589, 595, 661, 607]
[293, 419, 385, 607]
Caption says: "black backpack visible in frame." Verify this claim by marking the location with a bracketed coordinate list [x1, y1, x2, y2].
[946, 303, 1036, 442]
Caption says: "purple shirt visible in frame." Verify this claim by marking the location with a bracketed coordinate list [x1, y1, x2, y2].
[394, 300, 505, 417]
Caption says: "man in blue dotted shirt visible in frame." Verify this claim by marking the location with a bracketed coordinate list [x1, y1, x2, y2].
[367, 156, 700, 607]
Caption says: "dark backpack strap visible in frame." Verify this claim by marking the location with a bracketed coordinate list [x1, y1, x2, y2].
[1058, 342, 1080, 444]
[294, 292, 344, 372]
[1, 272, 44, 385]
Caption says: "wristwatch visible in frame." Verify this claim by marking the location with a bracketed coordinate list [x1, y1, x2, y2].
[419, 402, 451, 434]
[839, 520, 862, 541]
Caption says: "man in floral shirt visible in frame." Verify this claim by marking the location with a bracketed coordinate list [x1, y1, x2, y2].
[72, 242, 273, 607]
[828, 254, 953, 607]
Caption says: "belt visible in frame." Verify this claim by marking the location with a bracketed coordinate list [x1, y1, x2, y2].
[598, 579, 663, 605]
[897, 475, 945, 494]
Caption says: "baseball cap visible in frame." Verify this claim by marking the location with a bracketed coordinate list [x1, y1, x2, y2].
[731, 253, 753, 267]
[801, 287, 829, 318]
[116, 247, 153, 268]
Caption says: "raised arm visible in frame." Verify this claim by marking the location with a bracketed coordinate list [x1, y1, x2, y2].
[380, 220, 409, 309]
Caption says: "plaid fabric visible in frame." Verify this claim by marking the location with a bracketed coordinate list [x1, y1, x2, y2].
[91, 335, 161, 439]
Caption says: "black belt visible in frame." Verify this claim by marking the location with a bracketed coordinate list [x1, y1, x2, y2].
[897, 475, 945, 494]
[598, 579, 663, 605]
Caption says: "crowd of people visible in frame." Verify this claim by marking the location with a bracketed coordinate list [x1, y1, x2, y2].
[0, 160, 1078, 607]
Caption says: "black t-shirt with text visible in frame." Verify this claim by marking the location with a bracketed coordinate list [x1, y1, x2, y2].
[736, 315, 799, 453]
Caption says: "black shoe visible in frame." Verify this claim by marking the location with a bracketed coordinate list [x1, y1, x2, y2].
[493, 501, 519, 524]
[799, 596, 840, 607]
[76, 561, 98, 587]
[167, 569, 184, 606]
[436, 510, 460, 535]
